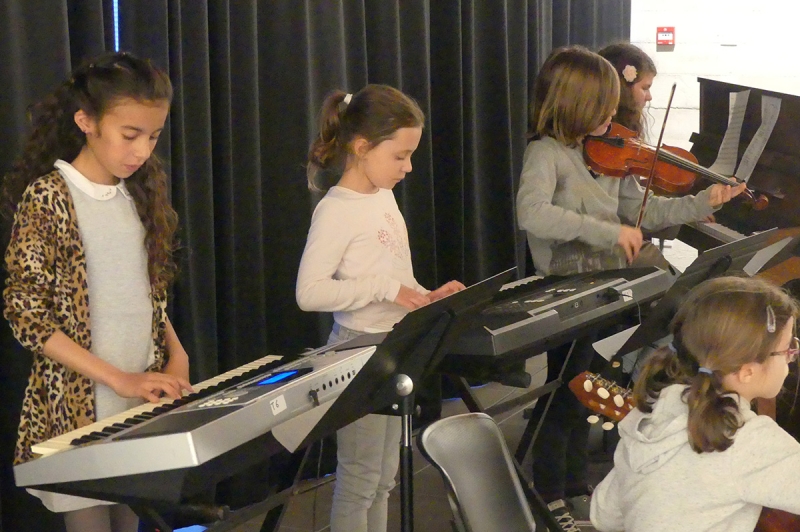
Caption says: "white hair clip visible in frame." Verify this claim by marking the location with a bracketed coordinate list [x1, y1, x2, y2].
[622, 64, 638, 83]
[767, 305, 777, 333]
[343, 93, 353, 105]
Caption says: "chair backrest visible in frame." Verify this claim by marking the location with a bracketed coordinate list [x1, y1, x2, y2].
[418, 412, 536, 532]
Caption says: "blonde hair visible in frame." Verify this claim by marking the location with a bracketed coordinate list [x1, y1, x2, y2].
[306, 84, 424, 192]
[634, 276, 799, 453]
[528, 46, 619, 146]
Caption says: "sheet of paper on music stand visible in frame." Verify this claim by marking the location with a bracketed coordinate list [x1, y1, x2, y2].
[708, 89, 750, 176]
[743, 235, 794, 277]
[734, 95, 781, 182]
[592, 324, 638, 361]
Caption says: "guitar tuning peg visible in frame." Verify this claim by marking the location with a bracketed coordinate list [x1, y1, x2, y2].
[602, 421, 615, 431]
[612, 361, 621, 368]
[613, 395, 625, 408]
[597, 387, 610, 399]
[587, 415, 600, 424]
[583, 379, 593, 392]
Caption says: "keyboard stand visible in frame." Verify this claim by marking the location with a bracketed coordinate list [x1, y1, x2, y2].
[133, 431, 310, 532]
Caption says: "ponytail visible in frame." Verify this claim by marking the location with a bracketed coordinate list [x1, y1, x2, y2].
[633, 340, 694, 413]
[684, 369, 742, 452]
[1, 83, 84, 219]
[307, 90, 350, 192]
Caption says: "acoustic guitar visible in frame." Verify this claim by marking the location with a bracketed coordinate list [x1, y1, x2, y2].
[567, 371, 633, 428]
[567, 371, 798, 531]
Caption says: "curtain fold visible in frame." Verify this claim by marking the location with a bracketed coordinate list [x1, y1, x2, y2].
[0, 2, 630, 529]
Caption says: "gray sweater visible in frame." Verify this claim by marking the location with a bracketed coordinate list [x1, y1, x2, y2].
[591, 384, 800, 532]
[516, 137, 717, 275]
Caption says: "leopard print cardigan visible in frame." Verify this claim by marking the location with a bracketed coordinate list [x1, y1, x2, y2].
[4, 171, 169, 464]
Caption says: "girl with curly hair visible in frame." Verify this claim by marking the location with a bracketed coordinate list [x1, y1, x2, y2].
[2, 51, 191, 532]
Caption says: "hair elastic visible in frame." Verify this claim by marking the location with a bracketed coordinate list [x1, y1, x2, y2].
[343, 93, 353, 105]
[698, 367, 713, 375]
[667, 342, 677, 353]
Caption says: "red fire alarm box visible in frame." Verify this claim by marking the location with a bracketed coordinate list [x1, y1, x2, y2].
[657, 27, 675, 45]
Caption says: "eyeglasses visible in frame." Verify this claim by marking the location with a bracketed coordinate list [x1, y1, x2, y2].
[771, 336, 800, 363]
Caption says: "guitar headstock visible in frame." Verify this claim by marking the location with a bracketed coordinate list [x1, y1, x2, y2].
[568, 371, 634, 425]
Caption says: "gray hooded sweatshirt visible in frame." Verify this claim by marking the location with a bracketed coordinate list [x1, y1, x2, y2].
[591, 384, 800, 531]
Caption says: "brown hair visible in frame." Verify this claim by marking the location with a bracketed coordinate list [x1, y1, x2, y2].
[527, 45, 619, 147]
[1, 51, 178, 291]
[634, 276, 799, 453]
[598, 43, 657, 138]
[306, 84, 425, 192]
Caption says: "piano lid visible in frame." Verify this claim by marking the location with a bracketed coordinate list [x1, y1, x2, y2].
[698, 76, 800, 99]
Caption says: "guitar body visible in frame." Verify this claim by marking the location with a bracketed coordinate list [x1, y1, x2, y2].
[569, 371, 800, 530]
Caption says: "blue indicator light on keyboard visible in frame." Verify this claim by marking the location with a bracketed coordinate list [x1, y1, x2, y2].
[257, 370, 298, 385]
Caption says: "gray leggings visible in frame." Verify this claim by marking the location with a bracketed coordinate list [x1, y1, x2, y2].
[327, 323, 402, 532]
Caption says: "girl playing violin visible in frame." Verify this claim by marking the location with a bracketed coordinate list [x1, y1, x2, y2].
[591, 276, 800, 532]
[517, 44, 745, 275]
[516, 45, 745, 531]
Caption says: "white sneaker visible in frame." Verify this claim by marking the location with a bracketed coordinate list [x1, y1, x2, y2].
[547, 499, 580, 532]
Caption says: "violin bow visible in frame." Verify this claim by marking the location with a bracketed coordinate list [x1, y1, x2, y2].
[636, 83, 677, 228]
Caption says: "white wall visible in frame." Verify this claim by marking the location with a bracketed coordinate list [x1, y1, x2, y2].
[631, 0, 800, 150]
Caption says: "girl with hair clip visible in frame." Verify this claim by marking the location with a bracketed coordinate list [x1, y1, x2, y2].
[598, 42, 657, 140]
[2, 51, 192, 532]
[296, 84, 464, 532]
[591, 276, 800, 532]
[516, 45, 745, 531]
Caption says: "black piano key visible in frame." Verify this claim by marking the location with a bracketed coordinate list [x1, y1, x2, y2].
[66, 357, 290, 448]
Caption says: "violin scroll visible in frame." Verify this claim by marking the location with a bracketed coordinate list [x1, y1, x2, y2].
[743, 189, 769, 211]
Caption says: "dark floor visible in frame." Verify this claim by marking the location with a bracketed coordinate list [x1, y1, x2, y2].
[215, 354, 613, 532]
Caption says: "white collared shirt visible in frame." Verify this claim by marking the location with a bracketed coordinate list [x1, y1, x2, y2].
[54, 159, 132, 201]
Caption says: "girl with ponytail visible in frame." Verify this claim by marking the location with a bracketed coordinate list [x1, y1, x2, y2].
[591, 276, 800, 532]
[297, 84, 464, 532]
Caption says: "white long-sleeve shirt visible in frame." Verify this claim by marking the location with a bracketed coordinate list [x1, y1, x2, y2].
[296, 186, 427, 332]
[591, 384, 800, 532]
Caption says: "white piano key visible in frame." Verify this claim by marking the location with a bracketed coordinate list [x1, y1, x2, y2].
[31, 354, 283, 456]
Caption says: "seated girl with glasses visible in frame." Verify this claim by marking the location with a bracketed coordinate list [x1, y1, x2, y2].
[591, 275, 800, 532]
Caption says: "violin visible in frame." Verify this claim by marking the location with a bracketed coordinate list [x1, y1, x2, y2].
[583, 122, 769, 211]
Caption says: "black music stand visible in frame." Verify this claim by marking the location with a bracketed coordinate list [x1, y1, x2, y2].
[296, 268, 515, 532]
[616, 227, 796, 357]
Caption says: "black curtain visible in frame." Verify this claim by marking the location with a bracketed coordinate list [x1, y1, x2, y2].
[0, 1, 630, 530]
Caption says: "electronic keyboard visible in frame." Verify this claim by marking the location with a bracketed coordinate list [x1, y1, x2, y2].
[14, 344, 376, 503]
